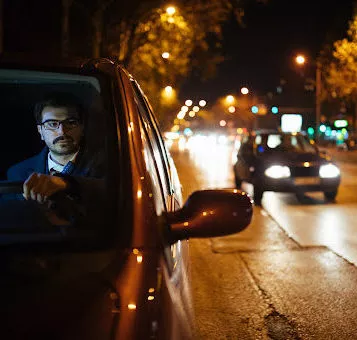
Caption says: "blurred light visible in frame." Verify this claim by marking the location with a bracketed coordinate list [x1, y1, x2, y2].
[319, 164, 340, 178]
[164, 86, 173, 94]
[241, 87, 249, 95]
[137, 190, 142, 199]
[228, 106, 236, 113]
[307, 127, 314, 135]
[181, 106, 189, 112]
[271, 106, 279, 114]
[162, 52, 170, 59]
[177, 111, 186, 119]
[319, 124, 327, 133]
[295, 54, 306, 65]
[170, 125, 180, 133]
[199, 100, 206, 107]
[188, 110, 195, 117]
[281, 114, 302, 132]
[137, 255, 143, 263]
[192, 106, 200, 112]
[128, 304, 137, 310]
[219, 120, 226, 127]
[166, 6, 176, 15]
[276, 86, 283, 94]
[225, 95, 235, 105]
[265, 165, 291, 179]
[218, 135, 228, 144]
[237, 128, 243, 134]
[334, 119, 348, 128]
[251, 106, 259, 114]
[185, 99, 193, 106]
[183, 127, 193, 136]
[148, 296, 155, 301]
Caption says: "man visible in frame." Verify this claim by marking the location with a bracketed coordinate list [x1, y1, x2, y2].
[7, 92, 99, 203]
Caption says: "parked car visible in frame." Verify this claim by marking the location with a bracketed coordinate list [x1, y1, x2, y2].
[0, 57, 253, 339]
[233, 130, 341, 205]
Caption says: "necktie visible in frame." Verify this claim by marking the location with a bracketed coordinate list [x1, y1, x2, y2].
[61, 161, 75, 175]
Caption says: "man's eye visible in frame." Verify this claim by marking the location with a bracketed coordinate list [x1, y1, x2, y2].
[46, 121, 59, 128]
[67, 119, 79, 126]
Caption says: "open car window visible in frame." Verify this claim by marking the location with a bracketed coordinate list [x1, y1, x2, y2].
[0, 68, 115, 245]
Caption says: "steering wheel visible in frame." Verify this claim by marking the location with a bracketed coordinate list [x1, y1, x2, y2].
[0, 181, 23, 194]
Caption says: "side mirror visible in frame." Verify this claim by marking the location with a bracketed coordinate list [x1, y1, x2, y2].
[164, 189, 253, 244]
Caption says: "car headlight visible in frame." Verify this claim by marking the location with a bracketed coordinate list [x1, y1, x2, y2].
[264, 165, 291, 179]
[319, 163, 340, 178]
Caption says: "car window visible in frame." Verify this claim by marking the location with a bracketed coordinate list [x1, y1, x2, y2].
[131, 80, 173, 205]
[0, 68, 116, 245]
[258, 133, 316, 153]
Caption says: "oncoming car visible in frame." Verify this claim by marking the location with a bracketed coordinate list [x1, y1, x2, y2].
[233, 130, 341, 205]
[0, 57, 253, 339]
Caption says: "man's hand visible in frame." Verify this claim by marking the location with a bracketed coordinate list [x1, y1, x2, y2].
[23, 173, 69, 203]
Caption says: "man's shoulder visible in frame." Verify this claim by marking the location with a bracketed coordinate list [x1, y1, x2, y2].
[7, 149, 48, 180]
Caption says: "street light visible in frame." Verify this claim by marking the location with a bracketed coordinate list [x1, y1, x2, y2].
[294, 54, 321, 138]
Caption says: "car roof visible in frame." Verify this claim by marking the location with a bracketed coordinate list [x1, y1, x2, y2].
[0, 53, 124, 75]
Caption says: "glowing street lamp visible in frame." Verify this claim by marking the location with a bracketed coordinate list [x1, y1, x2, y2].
[295, 54, 305, 65]
[225, 95, 235, 105]
[199, 100, 206, 107]
[162, 52, 170, 59]
[166, 6, 176, 15]
[185, 99, 193, 106]
[240, 87, 249, 95]
[294, 54, 321, 137]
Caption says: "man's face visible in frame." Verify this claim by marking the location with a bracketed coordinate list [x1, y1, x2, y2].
[37, 106, 83, 156]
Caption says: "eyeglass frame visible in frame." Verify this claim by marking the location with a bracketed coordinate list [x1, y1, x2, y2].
[39, 118, 82, 131]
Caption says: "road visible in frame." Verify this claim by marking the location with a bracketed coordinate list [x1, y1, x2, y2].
[170, 143, 357, 340]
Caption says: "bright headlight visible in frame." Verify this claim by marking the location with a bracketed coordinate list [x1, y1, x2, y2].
[319, 163, 340, 178]
[264, 165, 291, 179]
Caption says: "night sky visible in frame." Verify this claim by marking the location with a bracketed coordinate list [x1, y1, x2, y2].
[180, 0, 356, 104]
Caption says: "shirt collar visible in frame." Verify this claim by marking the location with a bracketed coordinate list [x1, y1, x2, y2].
[48, 151, 79, 174]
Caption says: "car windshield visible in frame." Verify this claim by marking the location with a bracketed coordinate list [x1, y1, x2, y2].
[255, 133, 317, 153]
[0, 68, 115, 245]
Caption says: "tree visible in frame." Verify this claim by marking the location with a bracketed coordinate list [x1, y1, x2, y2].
[326, 12, 357, 130]
[105, 0, 252, 120]
[62, 0, 266, 122]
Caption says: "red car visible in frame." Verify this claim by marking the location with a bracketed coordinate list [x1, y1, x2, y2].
[0, 57, 253, 339]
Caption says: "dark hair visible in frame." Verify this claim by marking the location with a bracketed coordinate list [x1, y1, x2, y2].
[34, 92, 84, 124]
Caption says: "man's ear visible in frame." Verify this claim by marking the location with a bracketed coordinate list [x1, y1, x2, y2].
[37, 125, 44, 140]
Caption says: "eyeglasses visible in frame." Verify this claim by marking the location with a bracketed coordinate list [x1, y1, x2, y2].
[40, 118, 81, 131]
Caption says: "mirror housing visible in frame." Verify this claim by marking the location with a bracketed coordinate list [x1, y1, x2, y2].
[165, 189, 253, 244]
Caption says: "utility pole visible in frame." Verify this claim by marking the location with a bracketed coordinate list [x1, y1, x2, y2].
[315, 62, 322, 141]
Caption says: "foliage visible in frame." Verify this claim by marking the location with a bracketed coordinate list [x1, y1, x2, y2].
[326, 13, 357, 101]
[103, 0, 258, 120]
[67, 0, 265, 121]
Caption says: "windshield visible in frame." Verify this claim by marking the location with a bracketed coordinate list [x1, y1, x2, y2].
[0, 68, 114, 245]
[255, 133, 317, 154]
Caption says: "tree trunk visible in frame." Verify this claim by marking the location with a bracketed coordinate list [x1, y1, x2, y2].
[61, 0, 73, 58]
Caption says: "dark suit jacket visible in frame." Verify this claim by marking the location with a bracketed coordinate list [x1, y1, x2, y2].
[7, 147, 97, 181]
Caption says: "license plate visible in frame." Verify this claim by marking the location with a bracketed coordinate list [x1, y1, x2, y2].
[294, 177, 320, 185]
